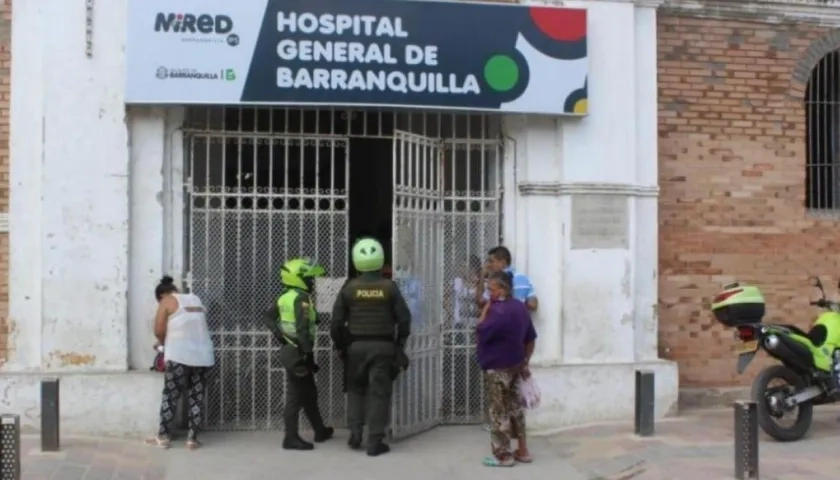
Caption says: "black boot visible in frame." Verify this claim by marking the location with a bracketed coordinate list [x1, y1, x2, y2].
[366, 441, 391, 457]
[347, 432, 363, 450]
[283, 435, 314, 451]
[314, 426, 334, 443]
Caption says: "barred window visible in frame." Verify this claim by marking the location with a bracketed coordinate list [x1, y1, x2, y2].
[805, 51, 840, 210]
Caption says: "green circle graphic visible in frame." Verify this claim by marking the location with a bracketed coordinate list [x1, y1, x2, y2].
[483, 55, 519, 92]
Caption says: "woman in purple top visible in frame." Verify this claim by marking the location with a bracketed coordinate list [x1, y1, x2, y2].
[476, 271, 537, 467]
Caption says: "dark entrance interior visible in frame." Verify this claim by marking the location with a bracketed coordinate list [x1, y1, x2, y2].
[347, 136, 394, 271]
[204, 108, 396, 274]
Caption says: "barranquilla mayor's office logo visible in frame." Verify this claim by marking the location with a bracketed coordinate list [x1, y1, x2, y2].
[153, 12, 239, 46]
[156, 67, 236, 81]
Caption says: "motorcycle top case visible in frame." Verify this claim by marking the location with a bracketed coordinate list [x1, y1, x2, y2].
[711, 283, 765, 327]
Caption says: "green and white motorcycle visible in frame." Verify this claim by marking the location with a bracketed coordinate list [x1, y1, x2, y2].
[711, 277, 840, 441]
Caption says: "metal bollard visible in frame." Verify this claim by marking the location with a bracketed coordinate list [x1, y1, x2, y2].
[634, 370, 655, 437]
[733, 400, 759, 479]
[0, 414, 21, 479]
[41, 378, 60, 452]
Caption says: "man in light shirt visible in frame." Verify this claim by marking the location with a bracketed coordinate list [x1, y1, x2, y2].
[476, 246, 538, 312]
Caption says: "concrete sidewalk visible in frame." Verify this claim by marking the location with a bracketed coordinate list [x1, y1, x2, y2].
[18, 407, 840, 479]
[549, 406, 840, 479]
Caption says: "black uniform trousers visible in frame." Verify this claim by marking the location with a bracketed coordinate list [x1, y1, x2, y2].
[284, 369, 326, 436]
[346, 340, 396, 443]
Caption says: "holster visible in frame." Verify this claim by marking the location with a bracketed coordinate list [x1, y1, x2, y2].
[391, 345, 410, 380]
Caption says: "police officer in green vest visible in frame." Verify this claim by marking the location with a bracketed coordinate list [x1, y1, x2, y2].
[262, 258, 334, 451]
[331, 238, 411, 457]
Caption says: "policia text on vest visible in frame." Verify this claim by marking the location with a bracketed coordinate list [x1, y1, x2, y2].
[356, 288, 385, 298]
[331, 272, 412, 453]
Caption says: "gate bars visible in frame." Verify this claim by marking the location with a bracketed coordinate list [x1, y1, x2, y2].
[182, 107, 501, 431]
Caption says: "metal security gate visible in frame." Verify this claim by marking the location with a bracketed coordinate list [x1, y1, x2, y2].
[183, 108, 350, 430]
[390, 131, 445, 439]
[441, 135, 503, 425]
[180, 107, 501, 433]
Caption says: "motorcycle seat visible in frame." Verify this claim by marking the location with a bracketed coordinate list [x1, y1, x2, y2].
[777, 324, 811, 338]
[778, 323, 831, 348]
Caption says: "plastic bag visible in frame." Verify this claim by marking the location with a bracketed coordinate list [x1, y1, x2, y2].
[517, 375, 541, 410]
[150, 351, 165, 373]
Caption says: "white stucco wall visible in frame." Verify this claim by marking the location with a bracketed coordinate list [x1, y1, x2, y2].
[501, 1, 678, 429]
[3, 0, 676, 436]
[9, 0, 131, 372]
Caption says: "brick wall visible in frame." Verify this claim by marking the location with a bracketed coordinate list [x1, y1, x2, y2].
[657, 13, 840, 387]
[0, 0, 9, 363]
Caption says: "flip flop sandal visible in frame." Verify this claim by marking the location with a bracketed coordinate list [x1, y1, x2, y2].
[186, 439, 202, 450]
[144, 436, 171, 449]
[514, 453, 533, 463]
[482, 455, 515, 467]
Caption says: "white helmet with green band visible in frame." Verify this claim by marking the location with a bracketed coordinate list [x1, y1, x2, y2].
[352, 237, 385, 272]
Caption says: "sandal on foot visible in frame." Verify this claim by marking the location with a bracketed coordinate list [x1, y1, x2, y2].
[186, 439, 202, 450]
[482, 455, 515, 467]
[514, 453, 533, 463]
[144, 436, 171, 449]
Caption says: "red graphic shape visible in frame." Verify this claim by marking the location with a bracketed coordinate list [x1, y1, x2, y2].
[529, 7, 586, 42]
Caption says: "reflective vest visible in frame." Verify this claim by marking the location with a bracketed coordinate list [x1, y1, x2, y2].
[277, 288, 317, 346]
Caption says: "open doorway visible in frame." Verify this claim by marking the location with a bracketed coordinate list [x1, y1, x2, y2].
[181, 106, 502, 432]
[187, 108, 397, 274]
[347, 135, 393, 272]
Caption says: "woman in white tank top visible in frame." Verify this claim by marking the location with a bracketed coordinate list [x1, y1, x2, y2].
[145, 276, 215, 450]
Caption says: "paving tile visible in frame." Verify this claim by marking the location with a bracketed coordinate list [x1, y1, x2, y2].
[11, 407, 840, 479]
[49, 464, 87, 480]
[83, 466, 117, 480]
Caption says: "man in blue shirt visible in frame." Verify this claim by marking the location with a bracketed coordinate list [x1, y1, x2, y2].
[476, 246, 538, 312]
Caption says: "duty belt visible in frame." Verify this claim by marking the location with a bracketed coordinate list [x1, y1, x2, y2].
[349, 334, 394, 342]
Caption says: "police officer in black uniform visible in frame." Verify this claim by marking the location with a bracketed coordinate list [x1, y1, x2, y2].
[331, 237, 411, 456]
[263, 258, 334, 451]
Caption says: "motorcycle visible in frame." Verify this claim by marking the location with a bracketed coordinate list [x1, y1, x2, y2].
[711, 277, 840, 441]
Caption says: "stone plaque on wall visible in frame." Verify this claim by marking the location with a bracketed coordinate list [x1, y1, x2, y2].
[570, 194, 629, 249]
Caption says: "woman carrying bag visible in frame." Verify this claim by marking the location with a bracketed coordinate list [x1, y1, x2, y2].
[476, 270, 538, 467]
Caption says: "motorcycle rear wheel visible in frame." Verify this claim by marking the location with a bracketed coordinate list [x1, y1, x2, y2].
[751, 364, 813, 442]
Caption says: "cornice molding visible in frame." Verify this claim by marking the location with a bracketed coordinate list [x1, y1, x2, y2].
[518, 182, 659, 197]
[521, 0, 664, 8]
[659, 0, 840, 25]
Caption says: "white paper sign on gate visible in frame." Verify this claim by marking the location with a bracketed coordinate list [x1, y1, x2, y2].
[315, 277, 347, 313]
